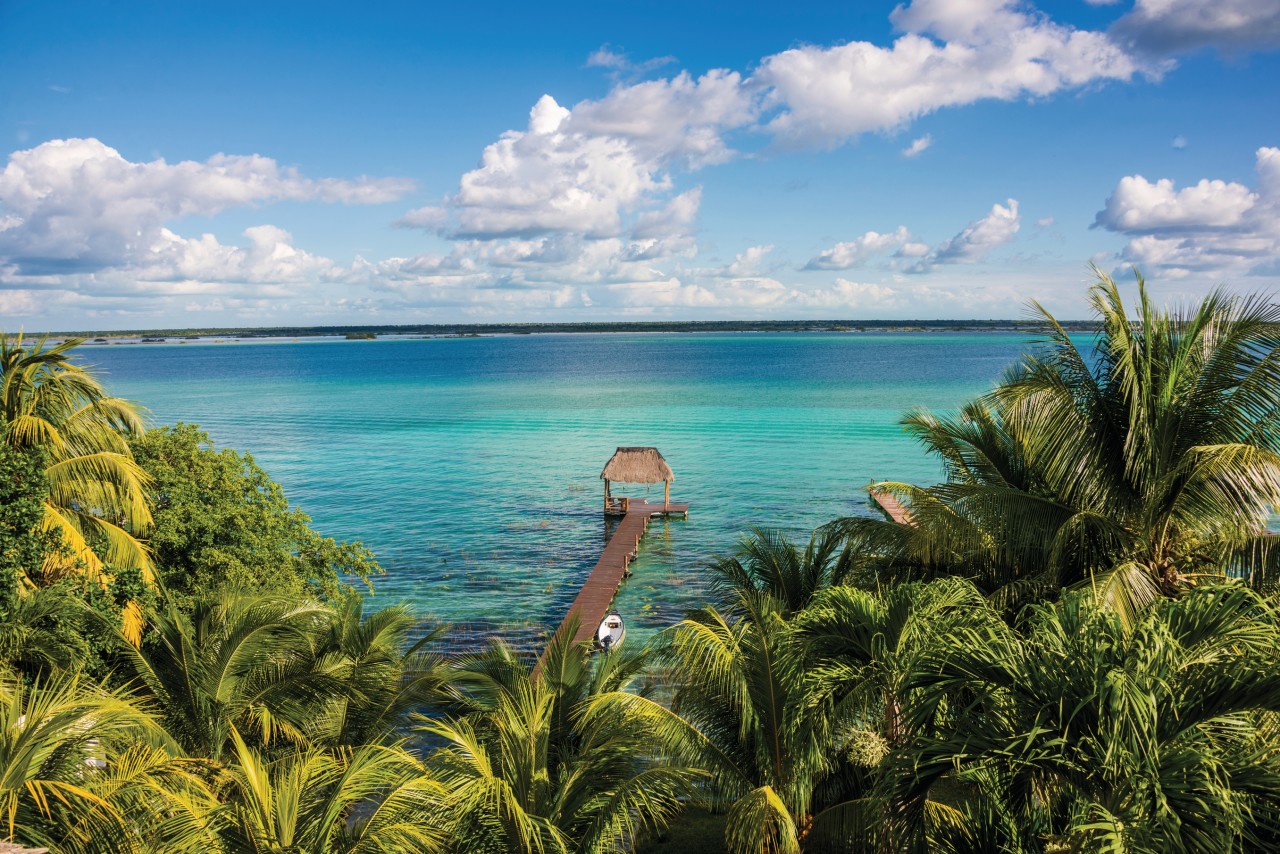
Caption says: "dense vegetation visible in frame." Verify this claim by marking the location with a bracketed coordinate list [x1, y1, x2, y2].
[3, 272, 1279, 853]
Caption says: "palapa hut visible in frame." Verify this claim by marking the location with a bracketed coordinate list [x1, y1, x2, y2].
[600, 446, 674, 515]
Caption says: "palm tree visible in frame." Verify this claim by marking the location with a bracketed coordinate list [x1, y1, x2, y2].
[116, 591, 455, 762]
[707, 526, 855, 618]
[592, 559, 854, 854]
[0, 583, 93, 675]
[218, 728, 446, 853]
[0, 668, 218, 853]
[0, 333, 153, 641]
[421, 620, 699, 853]
[309, 593, 449, 749]
[891, 584, 1280, 852]
[837, 271, 1280, 618]
[790, 578, 1003, 852]
[113, 593, 345, 760]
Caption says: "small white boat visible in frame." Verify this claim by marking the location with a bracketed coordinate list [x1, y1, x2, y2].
[597, 610, 625, 652]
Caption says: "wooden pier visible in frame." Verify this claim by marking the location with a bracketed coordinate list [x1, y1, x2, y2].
[870, 487, 913, 525]
[556, 499, 688, 650]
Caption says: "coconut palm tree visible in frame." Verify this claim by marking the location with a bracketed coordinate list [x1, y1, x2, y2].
[112, 593, 345, 760]
[891, 584, 1280, 852]
[0, 333, 153, 641]
[0, 583, 93, 675]
[0, 668, 218, 853]
[603, 571, 994, 853]
[794, 579, 1009, 852]
[421, 620, 699, 853]
[707, 526, 856, 619]
[837, 271, 1280, 618]
[218, 728, 446, 854]
[308, 593, 450, 749]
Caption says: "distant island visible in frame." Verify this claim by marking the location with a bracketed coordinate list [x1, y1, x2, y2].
[41, 318, 1102, 340]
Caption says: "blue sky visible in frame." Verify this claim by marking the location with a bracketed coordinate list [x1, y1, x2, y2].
[2, 0, 1279, 328]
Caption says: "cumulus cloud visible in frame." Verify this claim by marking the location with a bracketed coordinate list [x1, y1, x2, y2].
[0, 137, 413, 280]
[804, 227, 912, 270]
[914, 199, 1021, 270]
[1095, 173, 1256, 232]
[411, 0, 1147, 273]
[631, 188, 702, 240]
[757, 0, 1143, 147]
[720, 244, 774, 277]
[140, 225, 342, 285]
[398, 68, 754, 271]
[1112, 0, 1280, 55]
[403, 86, 743, 244]
[795, 279, 901, 309]
[1095, 146, 1280, 277]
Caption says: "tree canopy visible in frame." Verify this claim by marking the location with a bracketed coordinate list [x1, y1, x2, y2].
[129, 423, 380, 605]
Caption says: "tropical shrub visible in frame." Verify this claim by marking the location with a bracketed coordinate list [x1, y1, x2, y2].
[129, 423, 380, 606]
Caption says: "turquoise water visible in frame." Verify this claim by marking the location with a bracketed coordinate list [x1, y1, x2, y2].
[86, 333, 1033, 646]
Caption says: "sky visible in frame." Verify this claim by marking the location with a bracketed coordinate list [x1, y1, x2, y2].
[2, 0, 1279, 329]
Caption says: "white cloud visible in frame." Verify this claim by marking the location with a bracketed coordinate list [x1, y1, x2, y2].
[720, 244, 774, 277]
[585, 45, 677, 78]
[139, 225, 342, 285]
[0, 137, 413, 277]
[403, 70, 749, 254]
[805, 227, 912, 270]
[1095, 146, 1280, 277]
[909, 199, 1021, 270]
[1036, 215, 1056, 227]
[1112, 0, 1280, 55]
[1172, 135, 1188, 149]
[439, 95, 667, 240]
[757, 0, 1143, 147]
[796, 279, 900, 309]
[409, 92, 729, 243]
[631, 188, 702, 239]
[0, 288, 42, 315]
[1095, 175, 1256, 232]
[572, 70, 753, 168]
[903, 135, 933, 157]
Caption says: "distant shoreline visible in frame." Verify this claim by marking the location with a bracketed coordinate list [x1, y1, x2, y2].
[33, 319, 1102, 342]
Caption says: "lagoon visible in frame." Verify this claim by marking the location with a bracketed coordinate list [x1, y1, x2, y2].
[87, 332, 1034, 646]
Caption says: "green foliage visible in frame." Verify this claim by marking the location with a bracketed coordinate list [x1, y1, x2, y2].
[422, 620, 701, 853]
[837, 270, 1280, 617]
[0, 668, 218, 854]
[0, 332, 153, 585]
[218, 730, 446, 853]
[893, 584, 1280, 853]
[0, 443, 50, 616]
[130, 423, 380, 604]
[111, 590, 447, 761]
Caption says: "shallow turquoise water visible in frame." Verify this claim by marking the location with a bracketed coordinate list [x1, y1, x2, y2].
[86, 332, 1034, 646]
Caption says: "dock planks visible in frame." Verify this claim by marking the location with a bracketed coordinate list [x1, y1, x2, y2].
[542, 499, 688, 668]
[870, 487, 913, 525]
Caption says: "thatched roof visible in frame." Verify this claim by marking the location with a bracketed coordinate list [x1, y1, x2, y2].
[600, 447, 674, 484]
